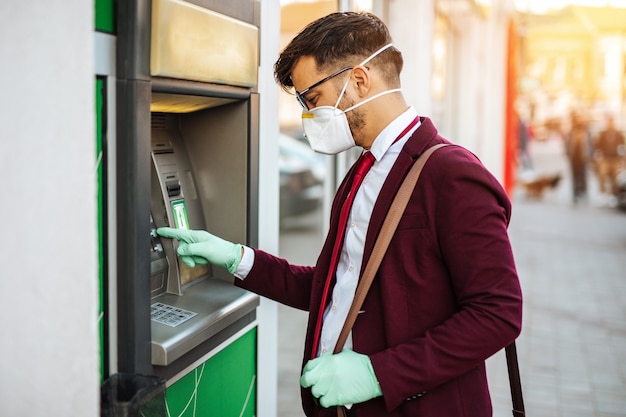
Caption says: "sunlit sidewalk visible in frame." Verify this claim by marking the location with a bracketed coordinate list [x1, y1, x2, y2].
[488, 140, 626, 417]
[488, 194, 626, 416]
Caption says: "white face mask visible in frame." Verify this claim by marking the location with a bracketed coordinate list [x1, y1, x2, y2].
[301, 44, 401, 155]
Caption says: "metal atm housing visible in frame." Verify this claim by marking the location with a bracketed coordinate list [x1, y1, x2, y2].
[148, 94, 259, 377]
[113, 0, 261, 382]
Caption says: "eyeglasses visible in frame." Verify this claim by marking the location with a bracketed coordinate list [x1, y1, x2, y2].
[295, 66, 353, 110]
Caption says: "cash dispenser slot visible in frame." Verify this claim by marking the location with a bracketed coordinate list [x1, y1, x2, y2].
[149, 111, 258, 367]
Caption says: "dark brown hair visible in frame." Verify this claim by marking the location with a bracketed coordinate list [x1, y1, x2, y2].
[274, 12, 403, 93]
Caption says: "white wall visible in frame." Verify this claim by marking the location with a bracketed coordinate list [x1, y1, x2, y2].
[256, 0, 281, 416]
[478, 4, 510, 182]
[383, 0, 512, 184]
[467, 3, 512, 183]
[387, 0, 435, 117]
[0, 1, 99, 417]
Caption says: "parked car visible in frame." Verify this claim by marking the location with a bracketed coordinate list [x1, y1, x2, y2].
[278, 133, 326, 219]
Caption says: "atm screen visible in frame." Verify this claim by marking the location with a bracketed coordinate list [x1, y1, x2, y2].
[171, 200, 189, 230]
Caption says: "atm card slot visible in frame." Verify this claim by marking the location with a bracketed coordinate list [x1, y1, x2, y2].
[166, 183, 181, 197]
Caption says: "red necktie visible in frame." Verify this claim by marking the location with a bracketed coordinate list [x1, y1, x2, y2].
[310, 151, 374, 358]
[310, 117, 419, 359]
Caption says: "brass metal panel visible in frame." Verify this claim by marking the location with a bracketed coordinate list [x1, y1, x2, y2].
[151, 0, 258, 87]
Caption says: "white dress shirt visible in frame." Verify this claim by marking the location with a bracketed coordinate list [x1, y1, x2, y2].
[235, 107, 420, 357]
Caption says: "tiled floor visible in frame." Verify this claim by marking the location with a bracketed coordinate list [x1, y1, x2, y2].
[277, 139, 626, 417]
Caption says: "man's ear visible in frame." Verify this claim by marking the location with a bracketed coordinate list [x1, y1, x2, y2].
[351, 65, 371, 98]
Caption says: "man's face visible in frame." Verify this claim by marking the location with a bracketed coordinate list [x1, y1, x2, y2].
[291, 56, 366, 144]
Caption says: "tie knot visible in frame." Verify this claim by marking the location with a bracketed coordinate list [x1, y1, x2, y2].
[356, 151, 375, 177]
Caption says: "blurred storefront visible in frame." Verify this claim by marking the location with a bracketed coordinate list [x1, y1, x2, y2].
[277, 0, 626, 206]
[516, 2, 626, 140]
[428, 0, 519, 193]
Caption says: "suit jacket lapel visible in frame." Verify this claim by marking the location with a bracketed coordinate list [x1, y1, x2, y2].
[360, 117, 442, 271]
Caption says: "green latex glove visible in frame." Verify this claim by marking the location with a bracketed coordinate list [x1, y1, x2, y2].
[300, 350, 382, 408]
[156, 227, 243, 274]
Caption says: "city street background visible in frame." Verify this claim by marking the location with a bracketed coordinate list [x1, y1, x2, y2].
[277, 138, 626, 417]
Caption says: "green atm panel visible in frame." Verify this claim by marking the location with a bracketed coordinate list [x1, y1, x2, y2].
[95, 0, 115, 33]
[166, 328, 257, 417]
[96, 76, 106, 381]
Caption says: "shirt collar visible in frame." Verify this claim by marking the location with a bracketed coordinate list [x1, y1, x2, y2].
[369, 107, 420, 161]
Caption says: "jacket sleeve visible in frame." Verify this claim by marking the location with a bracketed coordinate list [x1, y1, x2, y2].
[235, 248, 315, 311]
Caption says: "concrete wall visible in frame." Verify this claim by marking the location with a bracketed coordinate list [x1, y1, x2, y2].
[0, 1, 99, 416]
[388, 0, 435, 117]
[257, 1, 281, 416]
[446, 9, 508, 180]
[385, 0, 514, 184]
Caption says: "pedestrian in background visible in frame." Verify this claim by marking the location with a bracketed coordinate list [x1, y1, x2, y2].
[565, 110, 590, 203]
[158, 12, 522, 417]
[594, 113, 625, 205]
[518, 111, 534, 173]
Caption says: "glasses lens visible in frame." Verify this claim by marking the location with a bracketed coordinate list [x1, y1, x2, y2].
[296, 93, 308, 110]
[294, 66, 352, 111]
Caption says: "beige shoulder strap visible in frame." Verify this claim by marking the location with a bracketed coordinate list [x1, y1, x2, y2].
[333, 143, 448, 354]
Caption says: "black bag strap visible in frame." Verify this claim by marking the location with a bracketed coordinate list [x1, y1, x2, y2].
[505, 341, 526, 416]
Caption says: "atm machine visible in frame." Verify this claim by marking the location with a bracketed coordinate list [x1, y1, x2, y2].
[108, 0, 262, 414]
[148, 97, 259, 373]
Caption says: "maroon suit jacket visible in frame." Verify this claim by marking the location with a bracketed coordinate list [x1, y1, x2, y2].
[236, 117, 523, 417]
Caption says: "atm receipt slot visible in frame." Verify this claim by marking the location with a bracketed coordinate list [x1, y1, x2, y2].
[166, 182, 181, 197]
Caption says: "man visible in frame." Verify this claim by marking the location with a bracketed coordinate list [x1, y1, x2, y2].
[594, 114, 625, 200]
[566, 110, 590, 203]
[158, 12, 522, 417]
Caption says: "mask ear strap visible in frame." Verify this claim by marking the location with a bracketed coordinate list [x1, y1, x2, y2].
[333, 43, 395, 112]
[342, 88, 402, 114]
[360, 43, 394, 66]
[334, 76, 352, 109]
